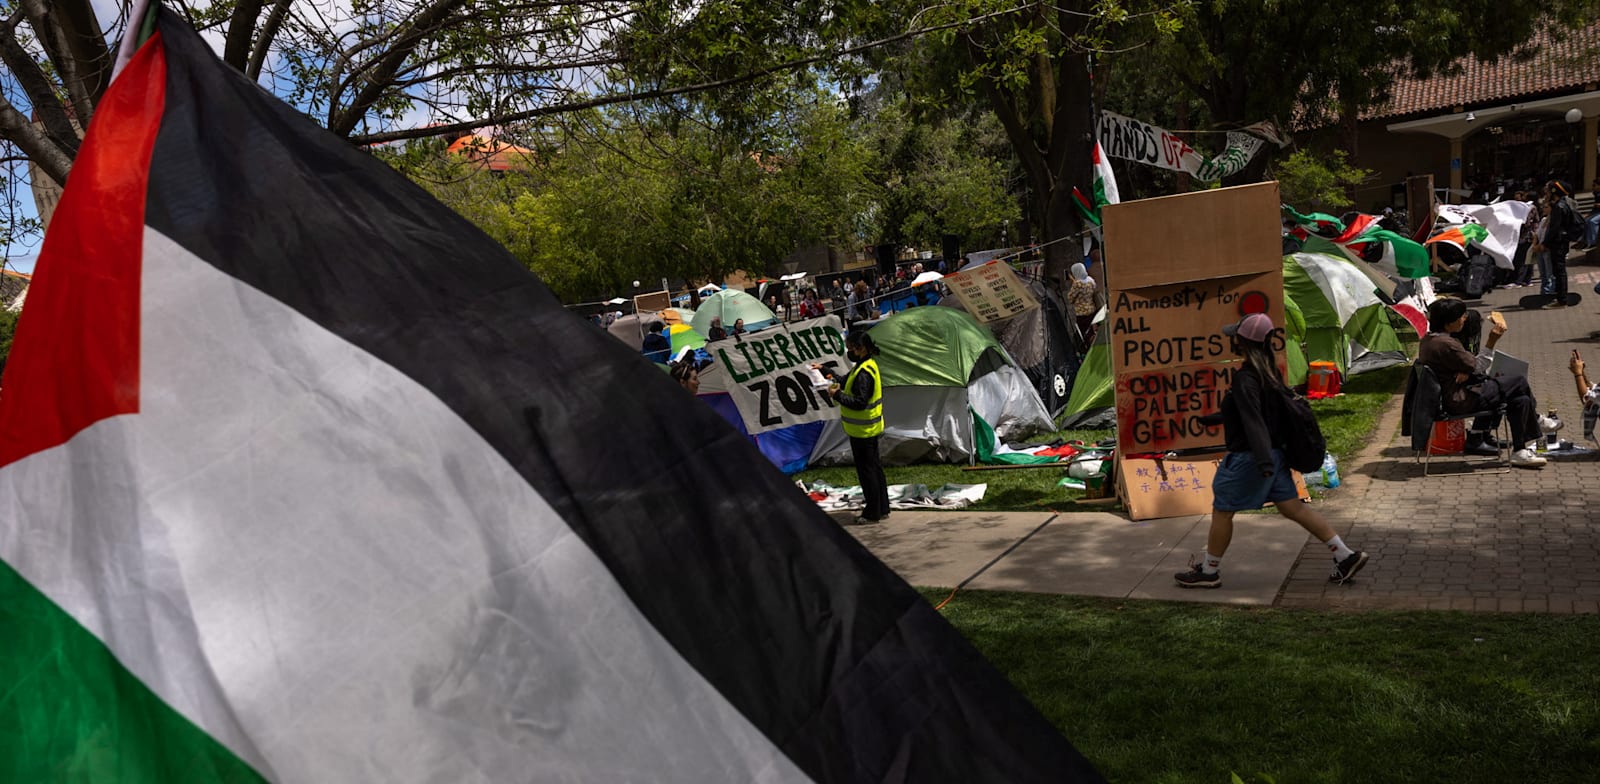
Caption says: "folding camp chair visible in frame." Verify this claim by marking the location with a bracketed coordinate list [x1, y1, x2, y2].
[1410, 364, 1510, 476]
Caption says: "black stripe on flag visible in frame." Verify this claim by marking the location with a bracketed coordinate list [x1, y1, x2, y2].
[140, 12, 1101, 782]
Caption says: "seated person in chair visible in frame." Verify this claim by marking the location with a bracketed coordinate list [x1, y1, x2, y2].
[1418, 298, 1546, 468]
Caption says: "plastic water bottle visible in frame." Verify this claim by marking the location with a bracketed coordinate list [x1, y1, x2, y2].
[1320, 453, 1341, 488]
[1542, 409, 1563, 452]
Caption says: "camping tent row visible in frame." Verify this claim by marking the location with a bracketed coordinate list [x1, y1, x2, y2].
[1060, 247, 1413, 426]
[607, 290, 780, 355]
[696, 306, 1055, 471]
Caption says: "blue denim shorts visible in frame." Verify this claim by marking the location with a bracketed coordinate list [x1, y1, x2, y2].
[1211, 449, 1298, 511]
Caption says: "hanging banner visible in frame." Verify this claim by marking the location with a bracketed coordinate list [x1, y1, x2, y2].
[708, 315, 850, 434]
[942, 260, 1040, 323]
[1100, 112, 1282, 182]
[1098, 111, 1206, 175]
[1195, 131, 1266, 182]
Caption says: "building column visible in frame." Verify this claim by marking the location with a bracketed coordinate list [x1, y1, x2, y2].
[1585, 115, 1598, 190]
[1449, 137, 1464, 202]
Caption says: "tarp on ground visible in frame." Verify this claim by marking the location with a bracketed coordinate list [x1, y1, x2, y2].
[810, 307, 1055, 466]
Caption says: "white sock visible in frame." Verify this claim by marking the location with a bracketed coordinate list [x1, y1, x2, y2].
[1325, 535, 1354, 561]
[1202, 552, 1223, 574]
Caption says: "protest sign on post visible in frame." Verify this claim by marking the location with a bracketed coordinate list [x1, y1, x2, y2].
[1102, 182, 1287, 521]
[633, 290, 671, 314]
[942, 260, 1040, 323]
[704, 315, 851, 434]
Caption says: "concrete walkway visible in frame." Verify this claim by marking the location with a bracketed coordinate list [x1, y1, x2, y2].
[837, 508, 1310, 605]
[838, 250, 1600, 615]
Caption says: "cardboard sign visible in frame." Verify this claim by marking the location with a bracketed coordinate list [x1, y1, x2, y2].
[1118, 454, 1308, 522]
[943, 261, 1039, 323]
[1108, 270, 1282, 454]
[707, 315, 850, 434]
[633, 290, 671, 313]
[1102, 183, 1285, 458]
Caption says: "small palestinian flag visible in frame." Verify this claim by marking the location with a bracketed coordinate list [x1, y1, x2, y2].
[1285, 207, 1431, 280]
[1282, 205, 1344, 236]
[1073, 141, 1121, 226]
[0, 9, 1103, 783]
[1424, 222, 1490, 255]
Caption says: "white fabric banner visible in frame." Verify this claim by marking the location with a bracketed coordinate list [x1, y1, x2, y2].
[705, 315, 850, 434]
[1100, 111, 1279, 182]
[1437, 201, 1533, 269]
[1098, 111, 1206, 175]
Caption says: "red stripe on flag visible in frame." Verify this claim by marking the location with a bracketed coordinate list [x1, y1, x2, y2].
[0, 33, 167, 468]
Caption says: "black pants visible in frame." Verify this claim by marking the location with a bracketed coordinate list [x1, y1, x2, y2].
[1477, 376, 1539, 448]
[1513, 241, 1533, 285]
[1548, 240, 1571, 295]
[849, 435, 889, 520]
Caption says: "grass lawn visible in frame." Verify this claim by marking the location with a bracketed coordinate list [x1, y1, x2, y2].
[795, 363, 1411, 512]
[933, 590, 1600, 784]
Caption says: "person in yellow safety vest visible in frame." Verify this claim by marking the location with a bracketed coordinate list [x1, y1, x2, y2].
[826, 331, 889, 524]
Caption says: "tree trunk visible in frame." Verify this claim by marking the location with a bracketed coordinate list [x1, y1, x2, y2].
[1339, 92, 1360, 205]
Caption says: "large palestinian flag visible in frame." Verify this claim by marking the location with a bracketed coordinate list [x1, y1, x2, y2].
[0, 10, 1102, 782]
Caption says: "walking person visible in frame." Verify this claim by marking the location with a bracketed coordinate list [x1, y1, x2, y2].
[1175, 313, 1369, 588]
[825, 331, 889, 525]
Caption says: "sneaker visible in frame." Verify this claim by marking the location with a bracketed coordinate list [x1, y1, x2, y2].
[849, 515, 882, 525]
[1329, 551, 1369, 584]
[1511, 448, 1548, 468]
[1174, 561, 1222, 589]
[1543, 300, 1569, 309]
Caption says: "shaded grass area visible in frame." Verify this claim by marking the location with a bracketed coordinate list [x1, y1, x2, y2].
[931, 590, 1600, 784]
[1311, 363, 1408, 463]
[795, 364, 1409, 512]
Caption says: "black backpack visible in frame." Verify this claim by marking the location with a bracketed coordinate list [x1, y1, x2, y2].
[1276, 385, 1327, 473]
[1555, 196, 1580, 241]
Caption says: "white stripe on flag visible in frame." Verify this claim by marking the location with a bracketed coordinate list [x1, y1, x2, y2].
[0, 227, 813, 783]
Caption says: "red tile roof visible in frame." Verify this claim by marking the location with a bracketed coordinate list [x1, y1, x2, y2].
[1364, 24, 1600, 121]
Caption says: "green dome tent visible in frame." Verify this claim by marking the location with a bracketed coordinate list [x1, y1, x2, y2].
[1283, 252, 1407, 384]
[811, 307, 1055, 465]
[1059, 250, 1407, 425]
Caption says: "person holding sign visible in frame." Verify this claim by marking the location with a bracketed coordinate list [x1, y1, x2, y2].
[824, 332, 889, 525]
[1174, 313, 1369, 589]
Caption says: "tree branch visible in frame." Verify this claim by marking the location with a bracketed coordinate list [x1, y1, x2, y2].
[0, 26, 82, 156]
[0, 95, 73, 186]
[329, 0, 475, 136]
[246, 0, 295, 80]
[352, 1, 1043, 145]
[20, 0, 112, 118]
[223, 0, 268, 70]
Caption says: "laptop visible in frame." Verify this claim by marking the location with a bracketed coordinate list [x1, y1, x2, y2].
[1487, 350, 1528, 381]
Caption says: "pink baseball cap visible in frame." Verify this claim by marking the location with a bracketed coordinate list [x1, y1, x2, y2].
[1223, 312, 1274, 342]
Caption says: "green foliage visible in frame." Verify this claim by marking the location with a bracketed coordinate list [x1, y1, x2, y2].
[1272, 149, 1373, 212]
[401, 93, 881, 301]
[865, 97, 1020, 249]
[0, 307, 17, 372]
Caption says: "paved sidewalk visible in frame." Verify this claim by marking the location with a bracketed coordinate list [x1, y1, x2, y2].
[834, 507, 1310, 605]
[1279, 259, 1600, 613]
